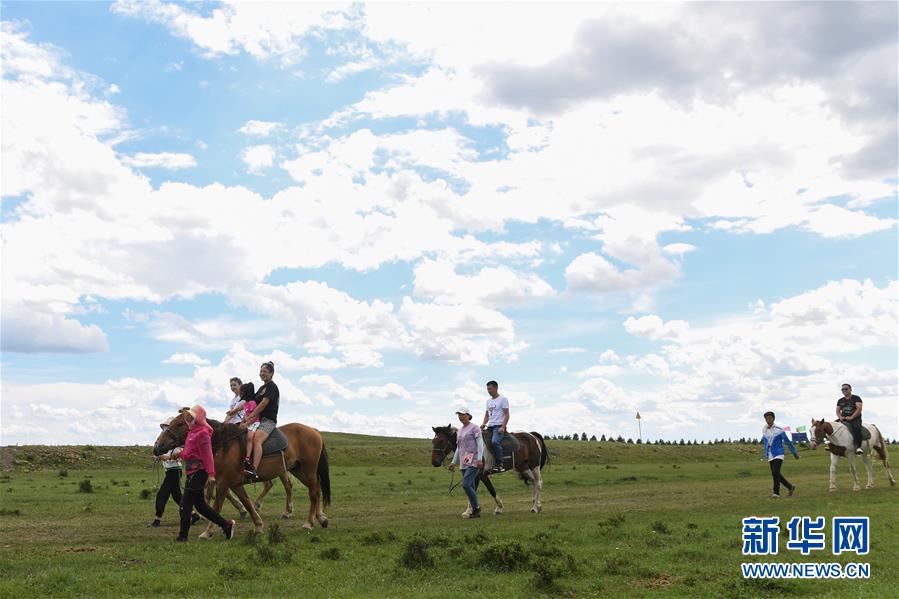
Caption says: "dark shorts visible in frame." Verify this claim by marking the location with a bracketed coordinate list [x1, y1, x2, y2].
[258, 418, 276, 435]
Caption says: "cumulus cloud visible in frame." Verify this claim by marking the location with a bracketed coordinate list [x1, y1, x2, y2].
[238, 120, 284, 137]
[111, 0, 355, 64]
[121, 152, 197, 170]
[162, 352, 210, 366]
[241, 144, 275, 173]
[413, 258, 555, 307]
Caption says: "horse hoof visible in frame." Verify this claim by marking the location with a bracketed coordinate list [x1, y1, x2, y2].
[301, 522, 313, 531]
[239, 511, 248, 520]
[198, 532, 213, 540]
[281, 513, 291, 520]
[494, 509, 503, 515]
[318, 517, 329, 529]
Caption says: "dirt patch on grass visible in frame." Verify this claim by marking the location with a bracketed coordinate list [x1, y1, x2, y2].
[62, 547, 97, 553]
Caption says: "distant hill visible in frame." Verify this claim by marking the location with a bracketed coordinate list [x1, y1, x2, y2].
[0, 430, 828, 472]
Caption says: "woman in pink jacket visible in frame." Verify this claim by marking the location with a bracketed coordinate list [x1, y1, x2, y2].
[172, 405, 235, 542]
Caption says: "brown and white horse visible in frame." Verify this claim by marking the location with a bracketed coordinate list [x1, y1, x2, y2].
[809, 418, 895, 491]
[153, 412, 331, 536]
[430, 425, 548, 514]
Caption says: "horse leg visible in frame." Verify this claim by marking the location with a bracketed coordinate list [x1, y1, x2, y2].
[863, 451, 875, 489]
[225, 490, 248, 518]
[829, 454, 838, 492]
[232, 485, 264, 534]
[291, 463, 319, 530]
[872, 438, 896, 486]
[525, 468, 541, 513]
[254, 479, 274, 511]
[847, 452, 861, 491]
[279, 470, 294, 519]
[480, 472, 503, 515]
[199, 481, 228, 539]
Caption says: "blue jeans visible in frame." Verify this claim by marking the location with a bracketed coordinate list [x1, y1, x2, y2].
[461, 466, 479, 510]
[487, 425, 504, 465]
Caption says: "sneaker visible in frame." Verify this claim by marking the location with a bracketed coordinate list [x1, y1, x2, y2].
[788, 485, 796, 497]
[492, 466, 506, 473]
[146, 519, 161, 528]
[462, 507, 481, 519]
[770, 494, 780, 499]
[190, 513, 201, 526]
[174, 536, 187, 543]
[224, 519, 236, 541]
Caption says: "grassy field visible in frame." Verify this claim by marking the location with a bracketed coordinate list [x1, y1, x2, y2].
[1, 435, 897, 598]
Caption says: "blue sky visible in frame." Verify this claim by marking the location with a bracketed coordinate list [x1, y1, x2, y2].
[1, 1, 896, 445]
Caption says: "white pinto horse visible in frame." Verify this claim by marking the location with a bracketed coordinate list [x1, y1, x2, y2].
[809, 419, 896, 492]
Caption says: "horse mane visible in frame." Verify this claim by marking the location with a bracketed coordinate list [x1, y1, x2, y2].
[433, 424, 456, 438]
[208, 419, 246, 454]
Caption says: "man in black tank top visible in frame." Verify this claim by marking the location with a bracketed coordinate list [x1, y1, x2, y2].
[836, 383, 864, 455]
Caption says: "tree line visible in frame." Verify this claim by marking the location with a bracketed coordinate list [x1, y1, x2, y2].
[542, 433, 894, 445]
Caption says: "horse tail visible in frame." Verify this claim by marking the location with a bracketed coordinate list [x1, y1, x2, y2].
[531, 431, 549, 470]
[871, 425, 889, 464]
[317, 443, 331, 507]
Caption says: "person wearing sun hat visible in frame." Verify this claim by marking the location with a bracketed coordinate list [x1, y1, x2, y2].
[447, 406, 484, 519]
[171, 405, 235, 542]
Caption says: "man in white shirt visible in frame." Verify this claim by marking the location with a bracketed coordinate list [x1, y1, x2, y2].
[481, 380, 510, 473]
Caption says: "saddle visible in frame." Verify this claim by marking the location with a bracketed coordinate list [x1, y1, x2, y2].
[260, 427, 288, 456]
[835, 421, 871, 441]
[483, 433, 519, 471]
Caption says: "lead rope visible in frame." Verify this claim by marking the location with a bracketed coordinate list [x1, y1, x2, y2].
[448, 469, 461, 494]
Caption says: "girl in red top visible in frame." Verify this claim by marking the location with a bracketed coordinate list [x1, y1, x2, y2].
[172, 405, 235, 542]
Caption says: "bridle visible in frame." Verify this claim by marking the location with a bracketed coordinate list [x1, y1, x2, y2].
[431, 432, 456, 462]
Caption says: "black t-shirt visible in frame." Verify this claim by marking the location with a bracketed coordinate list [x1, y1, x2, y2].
[837, 394, 862, 418]
[256, 382, 280, 422]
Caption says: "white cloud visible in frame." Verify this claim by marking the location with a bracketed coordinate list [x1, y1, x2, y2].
[121, 152, 197, 170]
[548, 347, 587, 354]
[238, 120, 284, 137]
[623, 315, 690, 341]
[111, 0, 354, 65]
[662, 243, 696, 256]
[413, 258, 555, 307]
[241, 144, 275, 173]
[162, 352, 210, 366]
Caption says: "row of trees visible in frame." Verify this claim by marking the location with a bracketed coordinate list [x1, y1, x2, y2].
[547, 434, 775, 444]
[544, 433, 895, 444]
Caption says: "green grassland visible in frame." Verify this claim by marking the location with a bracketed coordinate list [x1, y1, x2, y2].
[1, 435, 897, 598]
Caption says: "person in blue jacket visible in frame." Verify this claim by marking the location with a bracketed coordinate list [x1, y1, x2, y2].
[762, 411, 799, 498]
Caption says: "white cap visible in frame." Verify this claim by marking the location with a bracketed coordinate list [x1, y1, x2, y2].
[455, 406, 472, 416]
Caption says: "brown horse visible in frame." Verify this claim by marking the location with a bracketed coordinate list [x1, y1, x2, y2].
[430, 425, 548, 514]
[153, 412, 331, 535]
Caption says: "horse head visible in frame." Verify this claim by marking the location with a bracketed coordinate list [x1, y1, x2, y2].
[153, 411, 190, 456]
[430, 424, 457, 467]
[808, 418, 832, 450]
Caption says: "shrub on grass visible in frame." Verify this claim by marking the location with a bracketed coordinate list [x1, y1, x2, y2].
[58, 469, 68, 477]
[361, 531, 397, 546]
[482, 541, 531, 571]
[400, 535, 434, 569]
[0, 508, 21, 516]
[651, 521, 670, 535]
[267, 523, 284, 544]
[604, 556, 630, 575]
[139, 489, 152, 499]
[319, 547, 341, 560]
[78, 479, 93, 493]
[533, 560, 566, 590]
